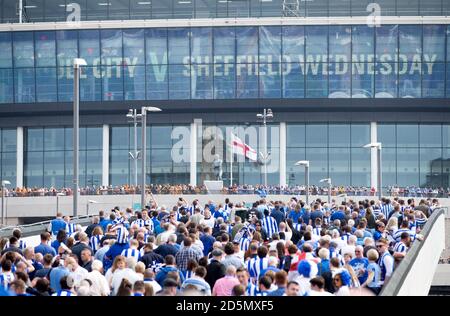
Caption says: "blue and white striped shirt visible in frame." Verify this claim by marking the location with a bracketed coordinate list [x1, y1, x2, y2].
[65, 223, 76, 235]
[52, 290, 75, 296]
[262, 216, 279, 239]
[246, 283, 258, 296]
[380, 204, 393, 219]
[0, 272, 14, 290]
[89, 235, 103, 253]
[121, 248, 141, 261]
[251, 257, 269, 280]
[393, 241, 408, 254]
[239, 238, 250, 252]
[393, 228, 416, 242]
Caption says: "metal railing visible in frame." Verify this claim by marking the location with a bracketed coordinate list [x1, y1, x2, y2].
[380, 207, 447, 296]
[0, 214, 95, 239]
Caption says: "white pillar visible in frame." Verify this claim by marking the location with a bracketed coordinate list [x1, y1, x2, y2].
[16, 127, 23, 188]
[190, 120, 198, 186]
[370, 122, 378, 190]
[102, 124, 109, 186]
[279, 122, 287, 187]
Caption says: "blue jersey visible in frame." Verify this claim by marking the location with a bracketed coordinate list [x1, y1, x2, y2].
[0, 272, 14, 290]
[89, 235, 103, 253]
[121, 248, 141, 261]
[246, 283, 258, 296]
[65, 223, 76, 235]
[367, 262, 381, 288]
[239, 238, 250, 252]
[251, 257, 269, 280]
[393, 228, 416, 242]
[52, 290, 75, 296]
[393, 241, 408, 254]
[378, 252, 394, 282]
[380, 204, 393, 219]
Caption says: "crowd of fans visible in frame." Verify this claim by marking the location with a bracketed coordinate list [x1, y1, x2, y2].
[2, 184, 449, 198]
[0, 194, 439, 297]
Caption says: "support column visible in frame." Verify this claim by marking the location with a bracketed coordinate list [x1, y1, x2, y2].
[102, 124, 109, 186]
[370, 122, 378, 191]
[190, 120, 198, 186]
[16, 127, 23, 188]
[279, 122, 287, 187]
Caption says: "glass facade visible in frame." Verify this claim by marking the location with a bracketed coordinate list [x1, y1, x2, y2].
[0, 24, 449, 103]
[24, 127, 103, 187]
[378, 124, 450, 188]
[0, 129, 16, 188]
[287, 124, 371, 187]
[1, 0, 448, 23]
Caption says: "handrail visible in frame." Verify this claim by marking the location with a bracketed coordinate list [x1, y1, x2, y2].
[0, 214, 95, 238]
[380, 207, 447, 296]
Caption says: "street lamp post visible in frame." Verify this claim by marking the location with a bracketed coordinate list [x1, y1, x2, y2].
[72, 58, 87, 218]
[363, 142, 382, 200]
[1, 180, 11, 226]
[257, 109, 273, 187]
[320, 178, 332, 204]
[295, 160, 310, 206]
[140, 106, 162, 209]
[126, 109, 142, 187]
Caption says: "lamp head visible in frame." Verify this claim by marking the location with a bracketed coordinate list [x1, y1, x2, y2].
[1, 180, 11, 186]
[126, 109, 134, 118]
[266, 109, 273, 119]
[363, 142, 382, 149]
[73, 58, 87, 67]
[295, 160, 309, 167]
[142, 106, 162, 113]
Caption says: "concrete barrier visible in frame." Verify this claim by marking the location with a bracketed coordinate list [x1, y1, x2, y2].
[380, 208, 447, 296]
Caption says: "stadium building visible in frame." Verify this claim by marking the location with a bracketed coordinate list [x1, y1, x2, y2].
[0, 0, 450, 190]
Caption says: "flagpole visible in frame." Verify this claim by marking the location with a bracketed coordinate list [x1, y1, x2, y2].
[230, 133, 233, 187]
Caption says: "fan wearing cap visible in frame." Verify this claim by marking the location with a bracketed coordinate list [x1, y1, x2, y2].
[102, 226, 130, 272]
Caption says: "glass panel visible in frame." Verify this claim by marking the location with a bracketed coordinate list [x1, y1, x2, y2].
[382, 148, 397, 187]
[124, 65, 145, 100]
[14, 68, 35, 103]
[423, 25, 445, 63]
[329, 148, 350, 185]
[306, 147, 328, 184]
[2, 129, 17, 152]
[86, 0, 108, 20]
[65, 128, 73, 151]
[111, 126, 130, 150]
[378, 124, 396, 147]
[101, 29, 122, 60]
[398, 62, 421, 98]
[329, 63, 351, 98]
[85, 150, 102, 187]
[130, 0, 152, 19]
[329, 26, 351, 61]
[421, 0, 442, 15]
[306, 0, 328, 16]
[236, 63, 258, 99]
[213, 63, 235, 99]
[259, 63, 281, 98]
[287, 148, 306, 186]
[79, 30, 100, 66]
[151, 0, 173, 19]
[397, 148, 419, 187]
[110, 149, 130, 186]
[35, 31, 56, 67]
[168, 28, 190, 64]
[397, 0, 419, 16]
[229, 0, 251, 17]
[352, 25, 374, 56]
[399, 25, 422, 63]
[306, 124, 327, 147]
[80, 67, 102, 101]
[44, 151, 65, 188]
[147, 63, 168, 100]
[2, 0, 18, 23]
[422, 63, 445, 98]
[351, 124, 370, 147]
[329, 0, 351, 16]
[109, 0, 130, 20]
[329, 125, 350, 148]
[44, 0, 68, 22]
[376, 25, 398, 63]
[352, 63, 374, 98]
[305, 63, 327, 98]
[420, 148, 443, 187]
[420, 125, 442, 148]
[191, 64, 213, 99]
[213, 28, 235, 61]
[27, 128, 43, 152]
[351, 148, 371, 186]
[282, 26, 304, 61]
[13, 32, 35, 68]
[282, 63, 304, 98]
[287, 124, 305, 148]
[0, 69, 14, 103]
[305, 26, 328, 57]
[56, 30, 78, 67]
[1, 152, 17, 187]
[191, 27, 213, 63]
[57, 67, 74, 102]
[260, 26, 282, 61]
[236, 27, 258, 57]
[123, 28, 145, 65]
[150, 126, 172, 148]
[169, 64, 190, 99]
[351, 0, 372, 16]
[195, 0, 216, 18]
[36, 67, 57, 102]
[25, 151, 44, 187]
[102, 66, 123, 100]
[397, 124, 419, 148]
[44, 128, 65, 151]
[375, 62, 397, 98]
[146, 28, 168, 65]
[0, 32, 12, 68]
[23, 0, 44, 22]
[86, 127, 103, 150]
